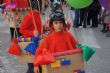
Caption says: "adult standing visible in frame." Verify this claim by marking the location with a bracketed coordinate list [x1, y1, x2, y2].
[87, 0, 101, 28]
[79, 6, 90, 28]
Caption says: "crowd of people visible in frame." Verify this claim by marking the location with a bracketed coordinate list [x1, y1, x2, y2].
[73, 0, 101, 28]
[72, 0, 110, 37]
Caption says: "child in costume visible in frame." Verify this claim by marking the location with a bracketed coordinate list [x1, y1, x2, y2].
[19, 1, 42, 73]
[34, 12, 79, 73]
[19, 4, 42, 38]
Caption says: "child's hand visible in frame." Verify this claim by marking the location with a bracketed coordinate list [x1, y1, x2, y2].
[34, 67, 40, 73]
[24, 51, 32, 56]
[34, 30, 39, 37]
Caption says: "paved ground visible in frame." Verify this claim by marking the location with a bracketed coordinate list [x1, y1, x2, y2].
[0, 7, 110, 73]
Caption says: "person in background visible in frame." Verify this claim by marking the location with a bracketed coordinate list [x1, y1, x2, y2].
[0, 0, 4, 4]
[98, 7, 104, 24]
[87, 0, 101, 28]
[103, 10, 110, 34]
[30, 0, 42, 13]
[79, 5, 90, 28]
[34, 12, 79, 73]
[50, 0, 54, 10]
[100, 9, 106, 32]
[73, 8, 80, 28]
[9, 11, 22, 41]
[54, 0, 60, 4]
[52, 3, 63, 12]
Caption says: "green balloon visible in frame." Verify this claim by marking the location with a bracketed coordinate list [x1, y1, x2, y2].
[66, 0, 93, 9]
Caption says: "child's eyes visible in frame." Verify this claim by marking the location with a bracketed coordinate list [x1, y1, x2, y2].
[54, 21, 63, 24]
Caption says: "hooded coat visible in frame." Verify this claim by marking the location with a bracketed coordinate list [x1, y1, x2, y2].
[20, 10, 42, 37]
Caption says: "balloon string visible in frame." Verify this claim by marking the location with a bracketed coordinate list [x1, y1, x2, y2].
[59, 0, 79, 42]
[70, 10, 79, 42]
[29, 0, 44, 34]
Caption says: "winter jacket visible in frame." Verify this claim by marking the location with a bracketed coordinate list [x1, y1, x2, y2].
[89, 0, 101, 13]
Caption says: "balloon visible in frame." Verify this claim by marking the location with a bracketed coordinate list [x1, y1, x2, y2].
[66, 0, 93, 9]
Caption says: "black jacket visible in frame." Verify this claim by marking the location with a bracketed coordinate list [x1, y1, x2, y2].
[90, 0, 101, 13]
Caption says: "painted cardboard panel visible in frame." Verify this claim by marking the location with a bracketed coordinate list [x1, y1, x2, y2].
[42, 53, 85, 73]
[18, 42, 34, 64]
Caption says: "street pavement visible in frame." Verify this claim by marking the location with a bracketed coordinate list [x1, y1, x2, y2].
[0, 7, 110, 73]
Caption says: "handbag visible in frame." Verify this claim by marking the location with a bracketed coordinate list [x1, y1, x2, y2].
[34, 48, 55, 66]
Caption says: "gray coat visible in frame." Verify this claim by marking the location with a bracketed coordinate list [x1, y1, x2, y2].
[104, 10, 110, 23]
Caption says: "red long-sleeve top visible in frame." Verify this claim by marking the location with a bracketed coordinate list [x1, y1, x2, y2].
[34, 31, 78, 66]
[20, 10, 42, 38]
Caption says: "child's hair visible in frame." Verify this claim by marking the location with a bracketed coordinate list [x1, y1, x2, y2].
[49, 12, 67, 28]
[49, 18, 66, 28]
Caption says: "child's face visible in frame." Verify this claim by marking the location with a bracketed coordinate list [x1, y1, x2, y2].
[52, 20, 63, 32]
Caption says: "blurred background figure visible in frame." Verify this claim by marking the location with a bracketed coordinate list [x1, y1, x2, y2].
[102, 10, 110, 36]
[0, 0, 4, 4]
[52, 3, 63, 12]
[50, 0, 54, 10]
[9, 11, 22, 41]
[79, 6, 90, 28]
[87, 0, 101, 28]
[73, 8, 80, 28]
